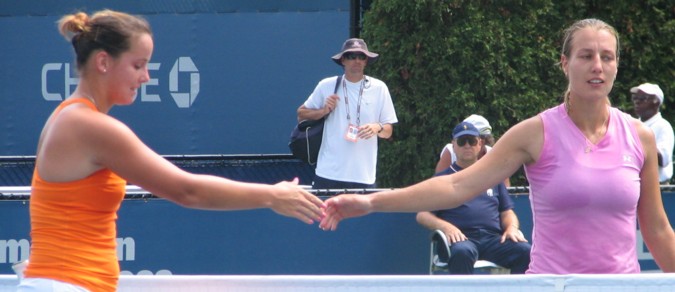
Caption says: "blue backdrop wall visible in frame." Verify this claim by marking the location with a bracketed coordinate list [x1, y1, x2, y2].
[0, 0, 349, 155]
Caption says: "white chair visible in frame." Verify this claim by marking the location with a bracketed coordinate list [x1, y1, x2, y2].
[430, 229, 510, 275]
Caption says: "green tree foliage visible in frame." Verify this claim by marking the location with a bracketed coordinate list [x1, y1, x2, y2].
[362, 0, 674, 187]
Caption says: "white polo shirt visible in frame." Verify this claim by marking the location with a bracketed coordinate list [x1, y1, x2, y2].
[643, 112, 674, 182]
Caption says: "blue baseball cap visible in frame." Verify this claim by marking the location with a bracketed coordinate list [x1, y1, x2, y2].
[453, 122, 480, 139]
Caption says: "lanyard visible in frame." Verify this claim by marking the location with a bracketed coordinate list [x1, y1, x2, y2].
[343, 76, 365, 126]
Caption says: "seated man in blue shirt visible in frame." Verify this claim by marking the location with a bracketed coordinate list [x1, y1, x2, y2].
[417, 122, 531, 274]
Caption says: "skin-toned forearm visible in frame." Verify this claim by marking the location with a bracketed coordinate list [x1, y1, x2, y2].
[297, 106, 329, 122]
[499, 209, 528, 243]
[500, 209, 520, 231]
[167, 174, 281, 210]
[368, 144, 524, 214]
[417, 211, 468, 243]
[368, 175, 468, 213]
[641, 223, 675, 272]
[635, 121, 675, 271]
[160, 174, 324, 224]
[377, 123, 393, 139]
[417, 211, 452, 231]
[639, 210, 675, 272]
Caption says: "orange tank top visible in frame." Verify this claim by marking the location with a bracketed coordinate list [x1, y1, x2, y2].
[24, 98, 127, 292]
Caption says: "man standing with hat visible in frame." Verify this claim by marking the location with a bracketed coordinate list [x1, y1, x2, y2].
[417, 121, 531, 274]
[632, 82, 673, 183]
[297, 38, 398, 189]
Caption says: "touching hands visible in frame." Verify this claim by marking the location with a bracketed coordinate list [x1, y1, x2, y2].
[319, 194, 372, 230]
[271, 178, 326, 224]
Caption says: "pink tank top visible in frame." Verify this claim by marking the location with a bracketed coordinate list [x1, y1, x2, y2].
[524, 104, 643, 274]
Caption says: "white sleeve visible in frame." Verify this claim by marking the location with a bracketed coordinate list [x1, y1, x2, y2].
[378, 83, 398, 124]
[303, 77, 337, 110]
[655, 121, 674, 166]
[439, 144, 451, 159]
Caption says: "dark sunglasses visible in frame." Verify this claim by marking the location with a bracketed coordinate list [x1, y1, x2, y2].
[456, 136, 478, 147]
[631, 94, 654, 102]
[343, 53, 367, 61]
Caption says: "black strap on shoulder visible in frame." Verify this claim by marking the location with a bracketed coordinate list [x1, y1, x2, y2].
[334, 75, 342, 94]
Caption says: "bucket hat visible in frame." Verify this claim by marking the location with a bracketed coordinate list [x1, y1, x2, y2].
[331, 38, 379, 66]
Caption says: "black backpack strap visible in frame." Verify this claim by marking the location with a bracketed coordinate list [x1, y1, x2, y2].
[334, 75, 342, 94]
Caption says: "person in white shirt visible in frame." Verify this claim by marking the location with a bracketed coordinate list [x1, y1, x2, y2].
[297, 38, 398, 189]
[632, 83, 674, 183]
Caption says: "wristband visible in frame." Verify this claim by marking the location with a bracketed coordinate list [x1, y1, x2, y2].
[378, 123, 384, 133]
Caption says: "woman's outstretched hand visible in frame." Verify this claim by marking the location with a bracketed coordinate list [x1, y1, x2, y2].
[319, 194, 372, 230]
[271, 178, 325, 224]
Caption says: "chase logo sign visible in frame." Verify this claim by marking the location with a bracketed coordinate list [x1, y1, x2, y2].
[169, 57, 200, 108]
[41, 56, 200, 109]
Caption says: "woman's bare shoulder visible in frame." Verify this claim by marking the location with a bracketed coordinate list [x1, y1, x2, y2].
[493, 115, 544, 165]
